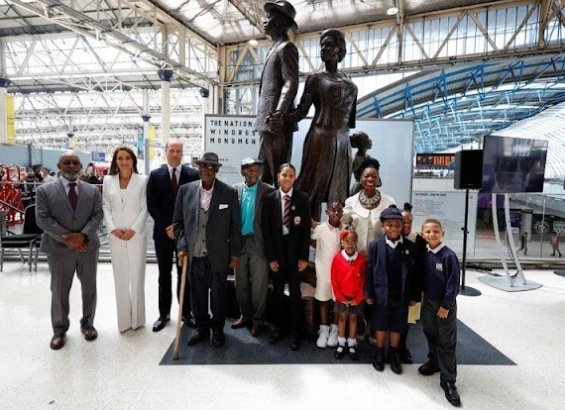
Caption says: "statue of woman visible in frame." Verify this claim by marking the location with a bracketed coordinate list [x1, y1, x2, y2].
[288, 29, 358, 220]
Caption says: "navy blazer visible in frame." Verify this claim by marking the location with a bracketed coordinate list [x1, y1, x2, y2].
[147, 164, 198, 240]
[262, 188, 311, 265]
[365, 237, 418, 307]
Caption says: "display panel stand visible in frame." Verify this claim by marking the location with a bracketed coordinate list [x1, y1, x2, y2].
[479, 194, 542, 291]
[460, 189, 481, 296]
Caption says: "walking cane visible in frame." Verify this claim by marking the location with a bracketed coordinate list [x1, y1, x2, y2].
[173, 254, 189, 361]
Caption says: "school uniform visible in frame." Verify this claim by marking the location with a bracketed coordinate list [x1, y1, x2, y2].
[421, 243, 460, 384]
[365, 236, 417, 333]
[262, 187, 311, 343]
[311, 222, 342, 302]
[330, 250, 366, 314]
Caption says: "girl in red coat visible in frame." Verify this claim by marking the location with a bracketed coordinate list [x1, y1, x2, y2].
[331, 229, 366, 360]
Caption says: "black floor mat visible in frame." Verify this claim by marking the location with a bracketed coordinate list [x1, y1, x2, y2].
[160, 319, 515, 366]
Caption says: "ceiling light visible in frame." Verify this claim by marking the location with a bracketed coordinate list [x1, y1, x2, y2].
[386, 7, 399, 15]
[248, 39, 258, 47]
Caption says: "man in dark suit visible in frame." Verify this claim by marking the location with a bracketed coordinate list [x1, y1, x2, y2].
[232, 158, 273, 337]
[256, 1, 299, 185]
[262, 163, 311, 350]
[35, 152, 103, 350]
[147, 138, 199, 332]
[173, 152, 241, 347]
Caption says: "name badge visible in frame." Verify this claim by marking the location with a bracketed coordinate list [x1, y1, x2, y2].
[435, 262, 443, 272]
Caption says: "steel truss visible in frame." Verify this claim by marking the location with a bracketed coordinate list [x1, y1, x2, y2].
[224, 0, 565, 110]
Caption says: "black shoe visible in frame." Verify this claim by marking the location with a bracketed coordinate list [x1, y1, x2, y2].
[187, 328, 210, 346]
[372, 348, 385, 372]
[440, 380, 461, 407]
[231, 317, 251, 329]
[348, 345, 359, 361]
[389, 349, 403, 375]
[152, 316, 170, 332]
[212, 330, 225, 347]
[269, 327, 283, 345]
[182, 316, 197, 329]
[335, 344, 346, 359]
[289, 334, 301, 351]
[418, 360, 440, 376]
[399, 348, 413, 364]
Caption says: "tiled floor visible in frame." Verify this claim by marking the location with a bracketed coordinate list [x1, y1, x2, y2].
[1, 261, 564, 409]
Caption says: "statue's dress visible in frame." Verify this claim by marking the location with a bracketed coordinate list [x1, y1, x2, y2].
[291, 71, 358, 204]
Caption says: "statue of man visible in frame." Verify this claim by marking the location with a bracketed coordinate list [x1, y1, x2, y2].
[255, 1, 299, 186]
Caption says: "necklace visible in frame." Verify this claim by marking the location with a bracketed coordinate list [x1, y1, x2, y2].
[359, 189, 381, 207]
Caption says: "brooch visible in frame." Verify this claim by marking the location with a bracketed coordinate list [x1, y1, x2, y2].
[294, 216, 301, 225]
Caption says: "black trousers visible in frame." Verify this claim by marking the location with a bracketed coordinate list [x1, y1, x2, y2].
[189, 256, 228, 333]
[154, 237, 190, 319]
[422, 296, 457, 383]
[270, 237, 303, 336]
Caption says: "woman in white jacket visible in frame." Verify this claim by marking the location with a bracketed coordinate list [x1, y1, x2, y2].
[102, 146, 148, 333]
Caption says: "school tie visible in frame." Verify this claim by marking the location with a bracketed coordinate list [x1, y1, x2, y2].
[283, 194, 291, 229]
[171, 168, 178, 192]
[68, 182, 78, 210]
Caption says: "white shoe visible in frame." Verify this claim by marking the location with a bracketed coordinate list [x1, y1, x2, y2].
[316, 325, 330, 349]
[327, 324, 339, 347]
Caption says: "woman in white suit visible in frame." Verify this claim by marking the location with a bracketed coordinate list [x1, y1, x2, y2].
[102, 146, 148, 333]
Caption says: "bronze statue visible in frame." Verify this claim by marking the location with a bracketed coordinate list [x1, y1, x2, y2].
[256, 1, 299, 186]
[350, 131, 376, 195]
[289, 28, 358, 219]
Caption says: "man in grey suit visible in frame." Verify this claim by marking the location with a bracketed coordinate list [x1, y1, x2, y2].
[256, 1, 299, 185]
[231, 158, 273, 337]
[173, 152, 241, 347]
[36, 152, 103, 350]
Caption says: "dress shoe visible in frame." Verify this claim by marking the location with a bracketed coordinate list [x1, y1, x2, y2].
[289, 335, 301, 351]
[81, 326, 98, 341]
[182, 316, 197, 329]
[440, 380, 461, 407]
[389, 348, 403, 375]
[50, 334, 65, 350]
[348, 345, 359, 361]
[372, 348, 385, 372]
[187, 328, 210, 346]
[212, 330, 225, 347]
[251, 323, 262, 337]
[418, 360, 440, 376]
[269, 327, 283, 345]
[231, 317, 251, 329]
[334, 344, 346, 359]
[152, 316, 170, 332]
[399, 348, 413, 364]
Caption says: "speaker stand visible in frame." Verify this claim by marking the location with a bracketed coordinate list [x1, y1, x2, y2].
[460, 189, 481, 296]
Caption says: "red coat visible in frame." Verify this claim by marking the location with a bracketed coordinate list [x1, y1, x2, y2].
[331, 252, 366, 304]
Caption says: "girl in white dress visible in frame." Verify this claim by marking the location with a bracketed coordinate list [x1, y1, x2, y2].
[102, 146, 148, 333]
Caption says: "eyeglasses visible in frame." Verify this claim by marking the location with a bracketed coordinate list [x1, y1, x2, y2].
[61, 160, 81, 166]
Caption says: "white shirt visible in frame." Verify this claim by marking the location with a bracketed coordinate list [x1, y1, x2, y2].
[279, 187, 293, 236]
[386, 236, 403, 249]
[341, 250, 359, 263]
[200, 180, 214, 211]
[60, 176, 79, 195]
[427, 243, 446, 254]
[167, 164, 181, 185]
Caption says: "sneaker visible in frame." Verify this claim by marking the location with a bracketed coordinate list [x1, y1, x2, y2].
[316, 325, 330, 349]
[327, 324, 339, 347]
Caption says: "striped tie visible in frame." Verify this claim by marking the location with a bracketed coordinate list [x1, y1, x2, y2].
[283, 194, 291, 228]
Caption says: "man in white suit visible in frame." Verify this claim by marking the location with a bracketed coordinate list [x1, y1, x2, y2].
[36, 152, 103, 350]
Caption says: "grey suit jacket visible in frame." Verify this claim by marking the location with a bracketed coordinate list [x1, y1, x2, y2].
[233, 181, 273, 258]
[255, 39, 299, 134]
[173, 179, 241, 273]
[36, 179, 103, 254]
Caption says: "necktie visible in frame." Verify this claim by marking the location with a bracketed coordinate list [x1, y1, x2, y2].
[68, 182, 78, 210]
[283, 194, 291, 229]
[171, 168, 178, 192]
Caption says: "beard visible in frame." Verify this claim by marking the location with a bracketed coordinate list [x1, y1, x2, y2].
[61, 171, 79, 181]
